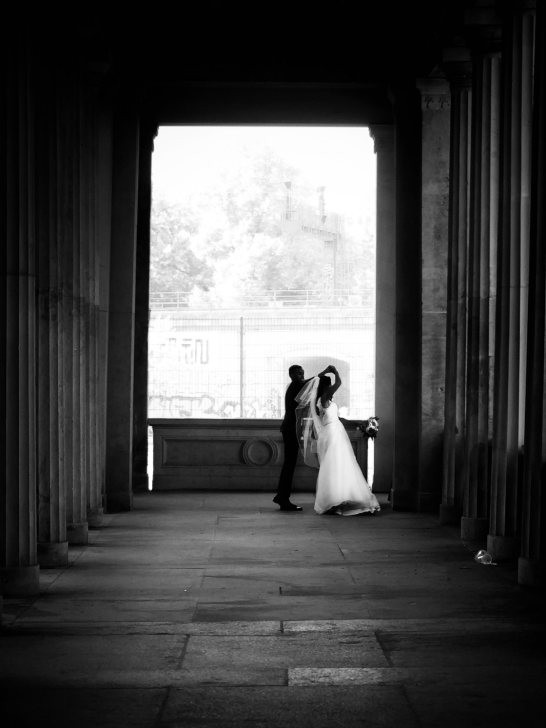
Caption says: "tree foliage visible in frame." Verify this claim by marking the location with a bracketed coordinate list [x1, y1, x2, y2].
[150, 199, 212, 296]
[150, 147, 373, 306]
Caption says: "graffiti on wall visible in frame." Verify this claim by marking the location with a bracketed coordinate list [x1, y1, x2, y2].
[148, 392, 283, 419]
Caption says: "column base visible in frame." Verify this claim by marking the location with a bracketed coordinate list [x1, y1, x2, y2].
[390, 489, 417, 511]
[487, 534, 518, 562]
[460, 516, 489, 541]
[87, 507, 104, 529]
[132, 472, 149, 493]
[67, 521, 89, 545]
[518, 557, 545, 587]
[0, 565, 40, 596]
[439, 503, 460, 525]
[105, 492, 133, 512]
[417, 491, 440, 514]
[37, 541, 69, 568]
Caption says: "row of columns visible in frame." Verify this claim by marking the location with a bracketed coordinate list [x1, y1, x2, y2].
[437, 1, 544, 584]
[1, 34, 143, 595]
[375, 1, 544, 586]
[2, 43, 39, 594]
[519, 0, 546, 584]
[488, 4, 533, 560]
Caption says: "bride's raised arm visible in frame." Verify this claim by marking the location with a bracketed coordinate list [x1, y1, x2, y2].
[321, 365, 341, 406]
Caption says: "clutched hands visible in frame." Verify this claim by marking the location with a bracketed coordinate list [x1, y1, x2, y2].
[318, 364, 337, 377]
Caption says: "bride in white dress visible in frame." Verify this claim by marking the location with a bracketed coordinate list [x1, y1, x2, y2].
[295, 365, 380, 516]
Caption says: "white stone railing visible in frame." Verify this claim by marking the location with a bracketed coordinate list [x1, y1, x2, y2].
[149, 289, 372, 310]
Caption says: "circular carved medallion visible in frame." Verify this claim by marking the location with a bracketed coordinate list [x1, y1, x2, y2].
[242, 437, 279, 466]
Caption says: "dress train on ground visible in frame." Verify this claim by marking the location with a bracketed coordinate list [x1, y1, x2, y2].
[315, 402, 380, 516]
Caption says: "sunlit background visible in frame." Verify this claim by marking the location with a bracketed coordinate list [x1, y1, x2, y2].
[148, 125, 377, 424]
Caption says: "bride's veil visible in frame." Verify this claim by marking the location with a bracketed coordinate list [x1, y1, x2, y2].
[295, 376, 323, 469]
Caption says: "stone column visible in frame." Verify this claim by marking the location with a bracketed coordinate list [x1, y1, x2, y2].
[368, 125, 396, 499]
[85, 79, 105, 529]
[96, 102, 113, 514]
[60, 76, 88, 546]
[105, 94, 140, 512]
[132, 123, 156, 494]
[77, 75, 98, 532]
[77, 82, 91, 542]
[461, 18, 502, 541]
[440, 48, 473, 525]
[519, 0, 545, 587]
[0, 44, 40, 595]
[489, 4, 535, 561]
[36, 63, 68, 567]
[416, 78, 451, 512]
[390, 85, 422, 511]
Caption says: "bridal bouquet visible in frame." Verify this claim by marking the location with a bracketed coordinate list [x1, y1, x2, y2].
[358, 416, 379, 438]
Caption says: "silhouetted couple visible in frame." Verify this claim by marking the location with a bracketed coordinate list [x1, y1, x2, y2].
[273, 364, 380, 516]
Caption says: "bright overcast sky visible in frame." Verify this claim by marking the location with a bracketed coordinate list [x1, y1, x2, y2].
[152, 125, 376, 219]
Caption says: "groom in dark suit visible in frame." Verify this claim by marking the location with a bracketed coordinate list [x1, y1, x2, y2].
[273, 363, 329, 511]
[273, 364, 307, 511]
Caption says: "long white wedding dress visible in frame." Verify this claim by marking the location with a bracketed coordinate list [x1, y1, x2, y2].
[315, 400, 380, 516]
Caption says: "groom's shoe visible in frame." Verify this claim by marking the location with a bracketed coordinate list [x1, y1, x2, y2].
[281, 501, 303, 511]
[273, 495, 302, 511]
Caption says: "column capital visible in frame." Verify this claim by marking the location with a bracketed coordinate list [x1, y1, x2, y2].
[141, 119, 159, 153]
[416, 78, 450, 111]
[368, 124, 394, 154]
[442, 44, 473, 88]
[463, 4, 503, 55]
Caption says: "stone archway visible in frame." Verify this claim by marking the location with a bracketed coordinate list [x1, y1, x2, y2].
[131, 87, 401, 498]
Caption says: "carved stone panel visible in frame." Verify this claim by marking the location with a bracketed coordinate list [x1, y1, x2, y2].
[149, 418, 368, 492]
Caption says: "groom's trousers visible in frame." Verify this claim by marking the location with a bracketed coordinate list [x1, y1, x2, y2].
[276, 430, 299, 501]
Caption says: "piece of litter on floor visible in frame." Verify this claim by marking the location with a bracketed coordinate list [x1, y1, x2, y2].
[474, 549, 497, 565]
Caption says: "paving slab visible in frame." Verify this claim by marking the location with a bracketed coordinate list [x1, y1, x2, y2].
[376, 629, 546, 667]
[0, 687, 167, 728]
[75, 543, 214, 567]
[0, 666, 288, 689]
[200, 566, 356, 601]
[0, 633, 186, 682]
[160, 685, 419, 727]
[208, 543, 345, 565]
[348, 562, 504, 587]
[339, 546, 469, 563]
[2, 620, 282, 636]
[15, 597, 197, 623]
[44, 567, 205, 598]
[192, 594, 374, 622]
[283, 617, 543, 634]
[288, 663, 546, 692]
[181, 632, 389, 669]
[405, 682, 545, 728]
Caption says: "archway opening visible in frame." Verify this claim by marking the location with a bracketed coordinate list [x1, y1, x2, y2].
[147, 125, 376, 487]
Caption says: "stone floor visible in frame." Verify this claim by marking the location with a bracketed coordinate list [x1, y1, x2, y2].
[1, 491, 545, 727]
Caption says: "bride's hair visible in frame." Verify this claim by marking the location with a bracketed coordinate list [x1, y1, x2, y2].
[316, 375, 331, 411]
